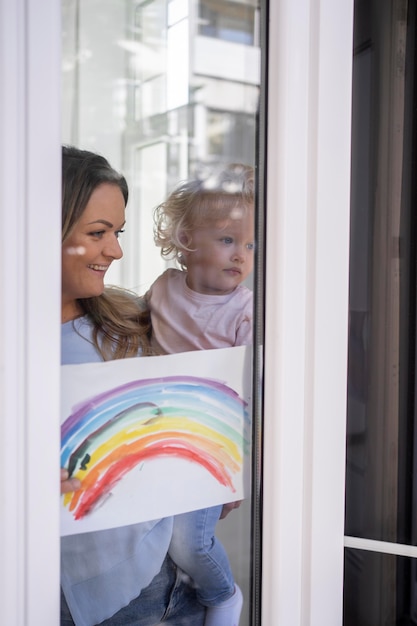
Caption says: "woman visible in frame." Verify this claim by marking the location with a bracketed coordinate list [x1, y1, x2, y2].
[60, 145, 205, 626]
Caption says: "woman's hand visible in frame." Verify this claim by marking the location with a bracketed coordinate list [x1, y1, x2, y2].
[219, 500, 242, 519]
[61, 468, 81, 495]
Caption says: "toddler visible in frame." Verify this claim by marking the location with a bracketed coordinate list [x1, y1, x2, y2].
[145, 163, 255, 626]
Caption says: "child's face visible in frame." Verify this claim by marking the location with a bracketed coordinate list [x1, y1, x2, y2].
[183, 209, 254, 295]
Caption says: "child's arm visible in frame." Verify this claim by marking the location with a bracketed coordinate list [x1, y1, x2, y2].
[234, 289, 253, 346]
[235, 317, 252, 346]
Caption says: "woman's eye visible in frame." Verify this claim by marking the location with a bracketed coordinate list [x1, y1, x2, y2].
[116, 229, 125, 239]
[89, 230, 105, 238]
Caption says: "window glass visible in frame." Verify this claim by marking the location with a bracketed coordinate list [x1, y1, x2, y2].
[344, 549, 417, 624]
[132, 0, 167, 119]
[198, 0, 256, 45]
[207, 109, 257, 161]
[61, 1, 261, 624]
[344, 0, 417, 622]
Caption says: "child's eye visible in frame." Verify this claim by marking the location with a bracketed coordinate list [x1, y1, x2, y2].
[246, 242, 255, 250]
[220, 237, 233, 244]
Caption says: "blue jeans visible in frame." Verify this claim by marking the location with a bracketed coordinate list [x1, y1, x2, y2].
[168, 506, 235, 607]
[61, 555, 206, 626]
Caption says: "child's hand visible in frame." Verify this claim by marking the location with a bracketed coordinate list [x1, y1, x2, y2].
[220, 500, 242, 519]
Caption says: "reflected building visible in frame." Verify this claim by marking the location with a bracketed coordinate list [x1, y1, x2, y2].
[62, 0, 260, 292]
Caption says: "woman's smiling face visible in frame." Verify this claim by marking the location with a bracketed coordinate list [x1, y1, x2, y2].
[61, 183, 126, 321]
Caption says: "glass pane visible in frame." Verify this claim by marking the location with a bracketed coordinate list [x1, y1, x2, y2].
[345, 0, 417, 544]
[344, 549, 417, 625]
[345, 0, 417, 623]
[61, 0, 261, 624]
[198, 0, 256, 45]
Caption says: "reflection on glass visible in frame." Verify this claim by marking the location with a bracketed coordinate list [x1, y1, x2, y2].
[133, 0, 167, 119]
[345, 0, 416, 544]
[344, 549, 417, 625]
[61, 0, 260, 302]
[345, 0, 417, 623]
[62, 1, 260, 625]
[198, 0, 256, 45]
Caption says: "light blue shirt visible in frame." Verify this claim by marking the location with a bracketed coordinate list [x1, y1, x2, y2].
[61, 317, 173, 626]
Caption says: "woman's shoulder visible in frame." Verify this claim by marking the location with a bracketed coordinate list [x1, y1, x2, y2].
[61, 315, 93, 336]
[61, 317, 103, 364]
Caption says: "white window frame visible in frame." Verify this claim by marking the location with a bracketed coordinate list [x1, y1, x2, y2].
[0, 0, 61, 624]
[0, 0, 353, 624]
[261, 1, 353, 625]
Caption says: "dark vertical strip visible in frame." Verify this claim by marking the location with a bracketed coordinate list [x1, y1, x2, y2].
[251, 0, 268, 624]
[397, 0, 417, 621]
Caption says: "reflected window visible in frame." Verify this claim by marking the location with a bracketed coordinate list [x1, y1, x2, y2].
[207, 109, 256, 162]
[132, 0, 167, 120]
[198, 0, 256, 45]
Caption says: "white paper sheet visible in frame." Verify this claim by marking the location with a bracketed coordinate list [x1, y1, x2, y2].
[60, 346, 252, 536]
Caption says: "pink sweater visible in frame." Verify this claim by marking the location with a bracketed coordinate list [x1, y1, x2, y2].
[146, 268, 253, 354]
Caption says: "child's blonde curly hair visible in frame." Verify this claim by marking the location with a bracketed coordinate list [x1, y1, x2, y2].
[153, 163, 255, 268]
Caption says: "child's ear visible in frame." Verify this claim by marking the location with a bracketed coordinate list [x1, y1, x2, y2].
[179, 231, 191, 256]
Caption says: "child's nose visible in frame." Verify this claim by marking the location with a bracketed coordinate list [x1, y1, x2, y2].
[232, 246, 245, 262]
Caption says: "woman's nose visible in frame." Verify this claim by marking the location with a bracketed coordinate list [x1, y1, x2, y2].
[104, 236, 123, 260]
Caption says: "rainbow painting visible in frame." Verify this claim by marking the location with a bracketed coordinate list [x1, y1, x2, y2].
[60, 347, 252, 535]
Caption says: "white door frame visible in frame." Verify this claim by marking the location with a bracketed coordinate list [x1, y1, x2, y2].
[0, 0, 61, 624]
[0, 0, 354, 624]
[262, 1, 353, 625]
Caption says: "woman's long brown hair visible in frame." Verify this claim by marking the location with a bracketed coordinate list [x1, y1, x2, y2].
[62, 145, 152, 359]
